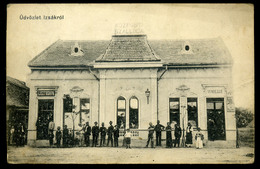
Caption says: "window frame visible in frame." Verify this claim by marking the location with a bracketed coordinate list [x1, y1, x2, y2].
[129, 96, 139, 129]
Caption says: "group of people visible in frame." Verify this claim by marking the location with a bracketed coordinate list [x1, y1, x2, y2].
[48, 121, 122, 148]
[48, 120, 204, 149]
[146, 120, 204, 149]
[8, 123, 26, 147]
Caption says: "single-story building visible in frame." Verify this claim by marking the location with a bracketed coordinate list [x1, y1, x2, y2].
[26, 32, 236, 147]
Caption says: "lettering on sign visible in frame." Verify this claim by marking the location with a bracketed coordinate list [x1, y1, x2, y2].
[37, 90, 55, 96]
[114, 23, 144, 35]
[207, 89, 223, 94]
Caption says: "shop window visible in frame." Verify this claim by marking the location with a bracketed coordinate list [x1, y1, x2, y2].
[129, 96, 139, 129]
[36, 99, 54, 140]
[169, 98, 180, 126]
[117, 96, 126, 129]
[187, 98, 198, 128]
[206, 98, 226, 140]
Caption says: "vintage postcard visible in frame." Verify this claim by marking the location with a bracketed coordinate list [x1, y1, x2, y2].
[6, 3, 254, 164]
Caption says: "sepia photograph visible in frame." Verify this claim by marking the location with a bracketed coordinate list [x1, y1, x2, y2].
[6, 3, 254, 164]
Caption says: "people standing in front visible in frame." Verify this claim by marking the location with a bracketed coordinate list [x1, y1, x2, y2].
[146, 122, 155, 148]
[174, 123, 182, 148]
[56, 126, 62, 148]
[92, 121, 99, 147]
[99, 122, 107, 147]
[195, 127, 204, 149]
[48, 120, 55, 147]
[154, 120, 165, 146]
[9, 126, 15, 145]
[185, 122, 193, 147]
[63, 125, 69, 148]
[107, 121, 114, 147]
[166, 122, 173, 148]
[124, 128, 132, 149]
[84, 122, 91, 147]
[49, 129, 54, 147]
[113, 125, 119, 147]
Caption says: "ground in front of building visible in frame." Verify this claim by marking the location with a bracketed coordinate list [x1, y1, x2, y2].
[7, 146, 254, 164]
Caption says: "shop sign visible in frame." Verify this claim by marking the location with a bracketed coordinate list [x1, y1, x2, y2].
[37, 90, 55, 96]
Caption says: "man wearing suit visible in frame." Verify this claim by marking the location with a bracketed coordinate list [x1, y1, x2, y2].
[107, 121, 114, 147]
[154, 120, 165, 146]
[99, 122, 107, 147]
[92, 122, 99, 147]
[84, 122, 91, 147]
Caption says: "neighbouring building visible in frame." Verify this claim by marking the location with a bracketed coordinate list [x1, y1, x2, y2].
[26, 31, 236, 147]
[6, 76, 29, 145]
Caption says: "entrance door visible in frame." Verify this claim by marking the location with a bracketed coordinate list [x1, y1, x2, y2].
[36, 99, 54, 140]
[206, 98, 226, 140]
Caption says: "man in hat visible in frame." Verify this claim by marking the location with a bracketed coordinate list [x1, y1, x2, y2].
[99, 122, 107, 147]
[56, 126, 62, 148]
[146, 122, 155, 148]
[63, 125, 69, 148]
[84, 122, 91, 147]
[154, 120, 165, 146]
[107, 121, 114, 147]
[92, 121, 99, 147]
[174, 123, 182, 147]
[113, 125, 120, 147]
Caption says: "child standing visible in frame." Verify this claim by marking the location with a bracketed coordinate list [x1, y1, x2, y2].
[124, 129, 132, 149]
[195, 127, 204, 149]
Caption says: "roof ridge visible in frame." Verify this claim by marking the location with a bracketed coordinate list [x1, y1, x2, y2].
[148, 37, 221, 42]
[28, 39, 61, 67]
[146, 39, 161, 60]
[95, 38, 114, 61]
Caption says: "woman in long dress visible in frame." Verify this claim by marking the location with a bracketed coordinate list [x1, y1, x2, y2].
[195, 127, 204, 149]
[185, 122, 193, 147]
[166, 122, 172, 148]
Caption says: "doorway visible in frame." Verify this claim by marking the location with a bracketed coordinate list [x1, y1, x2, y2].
[36, 99, 54, 140]
[206, 98, 226, 141]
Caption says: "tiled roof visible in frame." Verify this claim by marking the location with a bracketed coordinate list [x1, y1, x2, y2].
[95, 35, 161, 62]
[28, 36, 232, 68]
[6, 76, 29, 89]
[28, 40, 109, 67]
[6, 76, 29, 108]
[149, 37, 232, 65]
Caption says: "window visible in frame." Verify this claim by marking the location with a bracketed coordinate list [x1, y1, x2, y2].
[187, 98, 198, 128]
[185, 45, 190, 51]
[74, 47, 78, 53]
[117, 96, 126, 129]
[80, 98, 90, 125]
[129, 97, 139, 129]
[169, 98, 180, 125]
[36, 99, 54, 140]
[207, 98, 226, 140]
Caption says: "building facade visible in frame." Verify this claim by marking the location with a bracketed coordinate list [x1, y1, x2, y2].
[27, 33, 236, 147]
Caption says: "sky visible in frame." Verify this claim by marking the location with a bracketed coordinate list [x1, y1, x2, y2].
[6, 4, 254, 110]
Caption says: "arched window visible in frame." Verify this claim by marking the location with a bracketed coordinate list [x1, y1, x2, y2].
[117, 96, 126, 129]
[129, 96, 139, 129]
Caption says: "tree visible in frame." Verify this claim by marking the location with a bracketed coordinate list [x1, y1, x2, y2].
[235, 107, 254, 128]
